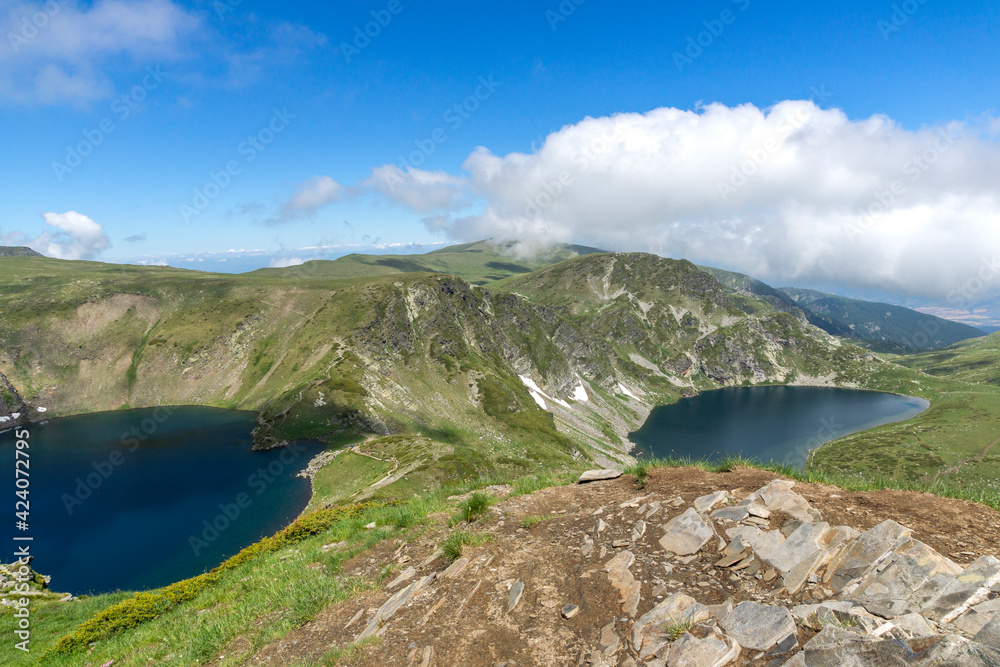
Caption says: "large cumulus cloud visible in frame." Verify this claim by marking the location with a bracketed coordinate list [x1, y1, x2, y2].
[413, 101, 1000, 300]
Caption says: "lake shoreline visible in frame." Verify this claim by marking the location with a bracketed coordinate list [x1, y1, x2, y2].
[628, 386, 930, 471]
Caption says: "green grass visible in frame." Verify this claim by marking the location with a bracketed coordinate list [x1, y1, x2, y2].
[452, 491, 496, 524]
[665, 620, 695, 642]
[313, 636, 384, 666]
[440, 530, 495, 563]
[309, 450, 394, 510]
[521, 515, 548, 529]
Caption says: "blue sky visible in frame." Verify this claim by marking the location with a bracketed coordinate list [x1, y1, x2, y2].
[1, 0, 999, 325]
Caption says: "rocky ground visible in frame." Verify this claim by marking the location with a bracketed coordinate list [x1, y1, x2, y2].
[242, 468, 1000, 666]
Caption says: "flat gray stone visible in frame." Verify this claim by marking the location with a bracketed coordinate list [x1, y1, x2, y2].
[507, 581, 524, 612]
[605, 550, 640, 617]
[357, 581, 417, 640]
[666, 623, 740, 667]
[764, 521, 830, 572]
[846, 540, 961, 618]
[953, 597, 1000, 635]
[386, 565, 416, 589]
[797, 626, 1000, 666]
[746, 480, 822, 523]
[632, 520, 647, 541]
[660, 508, 715, 556]
[891, 612, 936, 638]
[829, 520, 912, 593]
[694, 491, 731, 514]
[921, 634, 1000, 666]
[725, 525, 786, 565]
[632, 593, 710, 660]
[598, 621, 621, 657]
[711, 505, 751, 522]
[720, 601, 797, 652]
[917, 555, 1000, 622]
[974, 615, 1000, 650]
[579, 469, 622, 483]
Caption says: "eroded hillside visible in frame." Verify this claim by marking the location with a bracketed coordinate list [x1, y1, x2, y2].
[0, 253, 890, 473]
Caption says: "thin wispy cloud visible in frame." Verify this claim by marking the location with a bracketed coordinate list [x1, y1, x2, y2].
[282, 176, 346, 218]
[0, 0, 200, 105]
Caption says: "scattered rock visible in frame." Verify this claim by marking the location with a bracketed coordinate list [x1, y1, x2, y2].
[561, 604, 579, 619]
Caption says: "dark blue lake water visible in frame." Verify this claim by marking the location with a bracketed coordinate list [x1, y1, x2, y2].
[0, 406, 322, 595]
[629, 386, 927, 469]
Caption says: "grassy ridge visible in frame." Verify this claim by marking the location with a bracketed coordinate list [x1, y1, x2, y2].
[250, 239, 606, 285]
[896, 331, 1000, 386]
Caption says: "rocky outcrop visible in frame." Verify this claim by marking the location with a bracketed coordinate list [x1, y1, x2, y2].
[294, 475, 1000, 666]
[1, 557, 50, 603]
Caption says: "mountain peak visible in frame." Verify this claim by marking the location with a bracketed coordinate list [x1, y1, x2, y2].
[0, 246, 42, 258]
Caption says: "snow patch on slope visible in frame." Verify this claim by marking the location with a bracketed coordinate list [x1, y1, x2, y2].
[617, 383, 641, 400]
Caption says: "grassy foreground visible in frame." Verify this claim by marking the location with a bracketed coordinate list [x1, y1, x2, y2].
[9, 452, 1000, 666]
[0, 470, 572, 666]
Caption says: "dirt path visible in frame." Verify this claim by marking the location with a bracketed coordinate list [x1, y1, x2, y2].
[920, 434, 1000, 483]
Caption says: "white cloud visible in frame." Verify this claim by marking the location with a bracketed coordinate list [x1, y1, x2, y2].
[417, 101, 1000, 300]
[269, 256, 305, 268]
[283, 176, 345, 217]
[0, 0, 200, 105]
[365, 165, 467, 213]
[32, 211, 111, 260]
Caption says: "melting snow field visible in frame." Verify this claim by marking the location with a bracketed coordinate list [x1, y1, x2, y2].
[518, 375, 571, 409]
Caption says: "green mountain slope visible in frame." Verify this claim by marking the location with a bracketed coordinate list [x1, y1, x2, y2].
[698, 265, 809, 317]
[780, 287, 984, 352]
[252, 239, 605, 285]
[896, 330, 1000, 386]
[0, 252, 890, 469]
[697, 265, 982, 352]
[6, 250, 998, 505]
